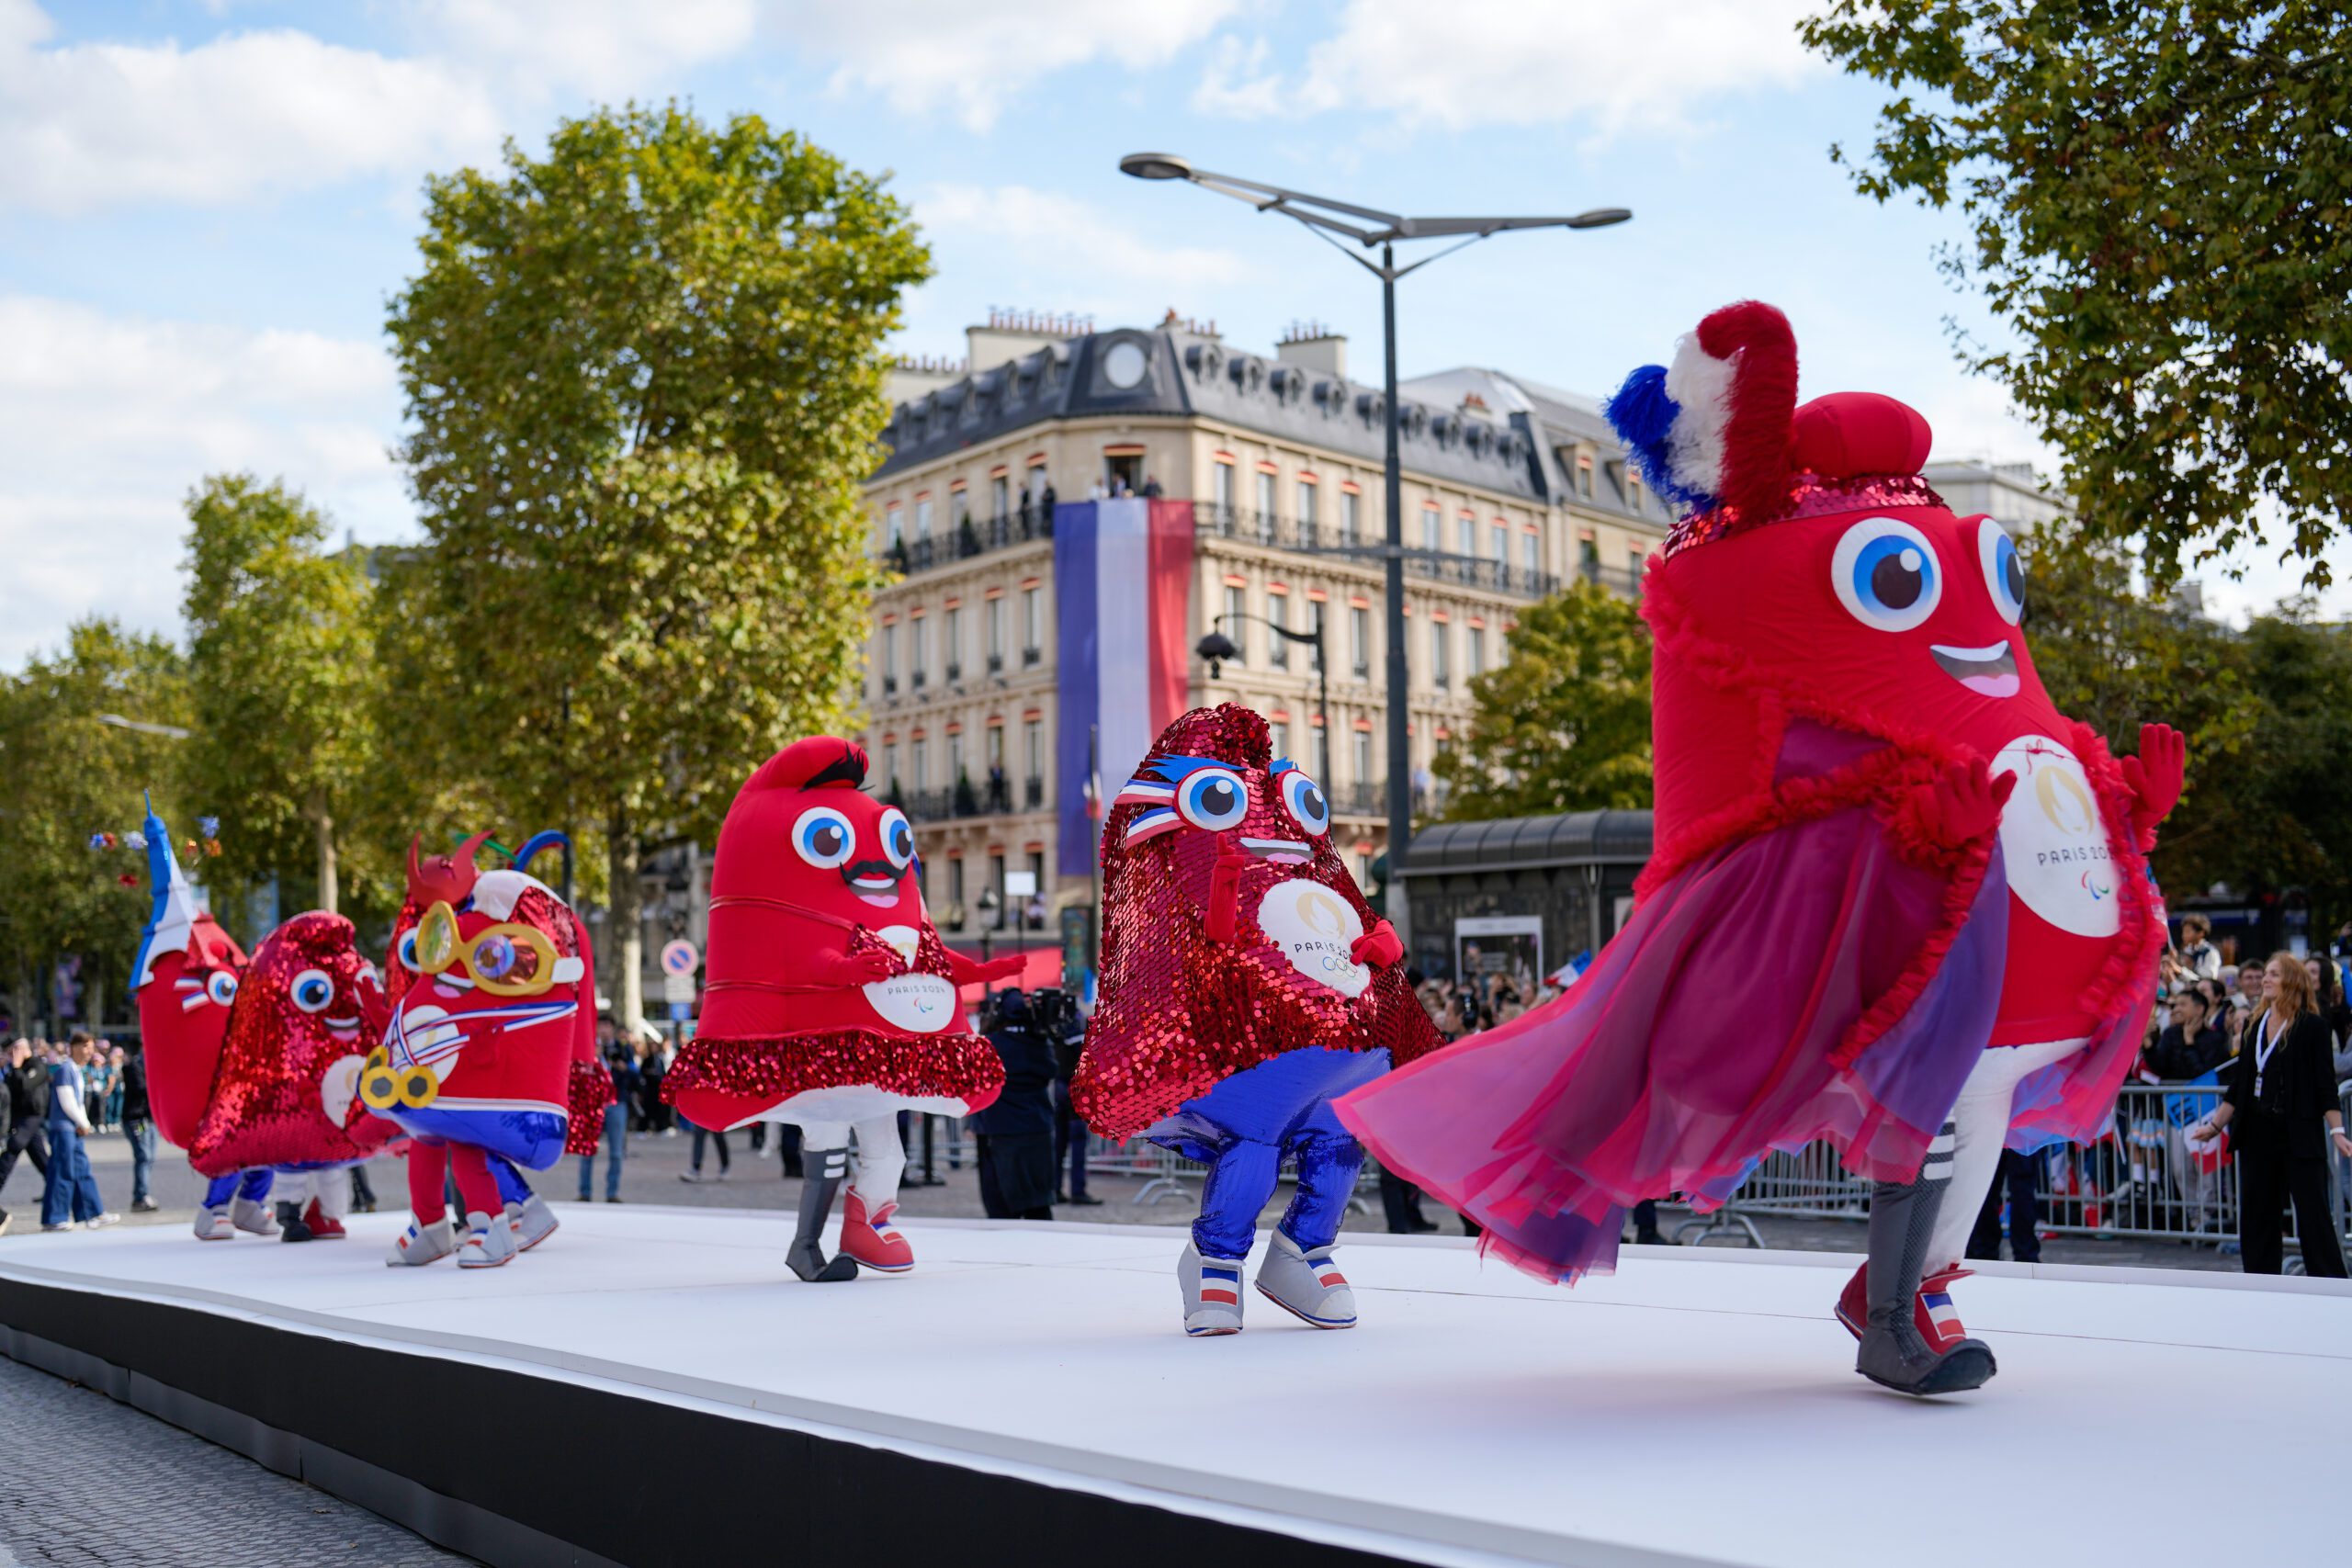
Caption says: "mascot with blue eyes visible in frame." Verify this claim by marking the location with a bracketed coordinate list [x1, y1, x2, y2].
[132, 804, 400, 1244]
[1338, 301, 2181, 1395]
[365, 831, 609, 1269]
[666, 737, 1023, 1281]
[1074, 704, 1440, 1337]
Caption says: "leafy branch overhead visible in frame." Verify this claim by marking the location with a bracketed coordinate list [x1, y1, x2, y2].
[1803, 2, 2351, 589]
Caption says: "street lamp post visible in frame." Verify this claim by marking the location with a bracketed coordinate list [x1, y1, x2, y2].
[1195, 612, 1330, 786]
[1119, 154, 1627, 952]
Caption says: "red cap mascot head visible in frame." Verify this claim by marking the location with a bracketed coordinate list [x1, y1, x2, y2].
[363, 831, 605, 1166]
[132, 805, 249, 1149]
[664, 737, 1005, 1133]
[1073, 704, 1435, 1142]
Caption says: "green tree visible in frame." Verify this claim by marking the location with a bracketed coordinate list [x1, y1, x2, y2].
[1437, 581, 1654, 821]
[182, 474, 380, 917]
[386, 103, 930, 1024]
[1802, 3, 2352, 588]
[0, 622, 192, 1032]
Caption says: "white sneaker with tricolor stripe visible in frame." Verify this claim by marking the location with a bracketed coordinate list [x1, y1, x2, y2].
[1254, 1230, 1358, 1328]
[1179, 1241, 1247, 1336]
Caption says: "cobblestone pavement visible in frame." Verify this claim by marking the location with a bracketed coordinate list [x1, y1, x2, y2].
[0, 1113, 2246, 1271]
[0, 1355, 467, 1567]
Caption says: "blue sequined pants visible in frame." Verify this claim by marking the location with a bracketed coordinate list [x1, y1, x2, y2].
[1150, 1047, 1388, 1261]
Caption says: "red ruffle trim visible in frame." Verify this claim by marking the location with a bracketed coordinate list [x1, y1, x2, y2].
[662, 1030, 1006, 1110]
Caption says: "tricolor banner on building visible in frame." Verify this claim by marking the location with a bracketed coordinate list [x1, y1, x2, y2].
[1055, 498, 1194, 872]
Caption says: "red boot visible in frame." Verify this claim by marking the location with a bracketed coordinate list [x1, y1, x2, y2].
[302, 1198, 347, 1240]
[1836, 1261, 1973, 1347]
[838, 1192, 913, 1273]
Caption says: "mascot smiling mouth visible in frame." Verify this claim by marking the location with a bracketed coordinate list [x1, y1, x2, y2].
[1930, 641, 2019, 698]
[841, 858, 905, 906]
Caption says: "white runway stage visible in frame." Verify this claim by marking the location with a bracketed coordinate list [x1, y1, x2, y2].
[2, 1206, 2345, 1568]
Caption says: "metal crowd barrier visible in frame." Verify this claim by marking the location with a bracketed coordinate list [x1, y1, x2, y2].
[1679, 1082, 2352, 1269]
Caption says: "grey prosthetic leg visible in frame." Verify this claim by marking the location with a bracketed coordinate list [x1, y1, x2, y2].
[1858, 1120, 1996, 1395]
[786, 1145, 859, 1283]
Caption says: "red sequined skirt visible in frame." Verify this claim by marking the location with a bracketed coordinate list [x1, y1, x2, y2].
[664, 1030, 1004, 1131]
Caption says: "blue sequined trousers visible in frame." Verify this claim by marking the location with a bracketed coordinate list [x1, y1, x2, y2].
[1149, 1047, 1389, 1260]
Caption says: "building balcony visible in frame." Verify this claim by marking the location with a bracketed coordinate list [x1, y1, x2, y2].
[900, 775, 1041, 824]
[1192, 502, 1559, 600]
[1339, 782, 1384, 817]
[1023, 775, 1046, 808]
[1579, 560, 1644, 598]
[881, 509, 1055, 576]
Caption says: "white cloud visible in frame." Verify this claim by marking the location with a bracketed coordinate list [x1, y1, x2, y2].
[0, 295, 410, 666]
[0, 0, 503, 214]
[1195, 0, 1823, 134]
[417, 0, 757, 99]
[775, 0, 1240, 130]
[1189, 33, 1285, 119]
[914, 183, 1254, 318]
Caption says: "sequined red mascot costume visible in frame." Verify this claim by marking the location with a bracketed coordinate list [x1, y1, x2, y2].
[1340, 302, 2179, 1394]
[132, 804, 397, 1243]
[1075, 705, 1437, 1336]
[666, 738, 1017, 1281]
[364, 832, 606, 1269]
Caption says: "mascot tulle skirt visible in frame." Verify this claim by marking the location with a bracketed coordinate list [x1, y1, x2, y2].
[1338, 756, 2150, 1286]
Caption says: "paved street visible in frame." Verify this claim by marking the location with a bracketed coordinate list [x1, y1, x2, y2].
[0, 1355, 465, 1567]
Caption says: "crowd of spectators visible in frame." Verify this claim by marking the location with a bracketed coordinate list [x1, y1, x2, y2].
[0, 1032, 153, 1235]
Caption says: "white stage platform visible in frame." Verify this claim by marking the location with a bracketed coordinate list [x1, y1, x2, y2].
[2, 1206, 2346, 1568]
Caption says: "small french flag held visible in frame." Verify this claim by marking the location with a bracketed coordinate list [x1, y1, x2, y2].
[1056, 498, 1195, 874]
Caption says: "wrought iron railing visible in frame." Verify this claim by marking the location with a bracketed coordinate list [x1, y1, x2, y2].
[1191, 502, 1558, 599]
[881, 509, 1057, 576]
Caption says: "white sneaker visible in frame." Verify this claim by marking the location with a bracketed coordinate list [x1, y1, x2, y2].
[85, 1213, 120, 1230]
[230, 1196, 280, 1236]
[1254, 1230, 1358, 1329]
[458, 1209, 517, 1269]
[507, 1196, 560, 1253]
[677, 1170, 704, 1183]
[40, 1221, 78, 1233]
[1179, 1241, 1247, 1337]
[193, 1205, 235, 1240]
[387, 1215, 458, 1267]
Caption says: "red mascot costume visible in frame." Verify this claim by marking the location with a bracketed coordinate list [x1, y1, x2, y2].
[1074, 704, 1436, 1335]
[1339, 301, 2179, 1395]
[133, 805, 398, 1242]
[665, 737, 1018, 1281]
[364, 833, 606, 1269]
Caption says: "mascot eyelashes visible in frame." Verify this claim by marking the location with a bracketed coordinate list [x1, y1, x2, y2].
[665, 738, 1020, 1282]
[1076, 704, 1437, 1336]
[1339, 302, 2178, 1395]
[365, 833, 608, 1269]
[133, 805, 397, 1242]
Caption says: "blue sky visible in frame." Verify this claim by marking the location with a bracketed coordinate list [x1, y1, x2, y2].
[2, 0, 2334, 669]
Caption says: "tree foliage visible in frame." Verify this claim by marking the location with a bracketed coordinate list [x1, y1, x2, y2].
[0, 622, 192, 1032]
[182, 474, 380, 918]
[385, 102, 930, 1021]
[2023, 526, 2352, 927]
[1436, 581, 1654, 821]
[1802, 3, 2352, 589]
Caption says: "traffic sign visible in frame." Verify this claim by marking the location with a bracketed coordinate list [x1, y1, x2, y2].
[659, 940, 699, 977]
[662, 972, 695, 1006]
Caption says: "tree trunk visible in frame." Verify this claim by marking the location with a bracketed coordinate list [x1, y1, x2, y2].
[311, 793, 339, 915]
[607, 811, 644, 1031]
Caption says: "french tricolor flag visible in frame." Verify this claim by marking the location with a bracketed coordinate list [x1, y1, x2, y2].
[1056, 498, 1194, 873]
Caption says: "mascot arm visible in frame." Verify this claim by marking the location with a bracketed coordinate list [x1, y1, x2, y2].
[2118, 721, 2187, 850]
[944, 950, 1027, 985]
[1351, 919, 1405, 969]
[826, 931, 907, 987]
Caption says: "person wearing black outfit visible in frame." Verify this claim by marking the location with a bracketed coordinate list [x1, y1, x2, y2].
[2194, 953, 2351, 1277]
[0, 1038, 51, 1235]
[973, 991, 1057, 1222]
[119, 1040, 158, 1213]
[1035, 988, 1100, 1207]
